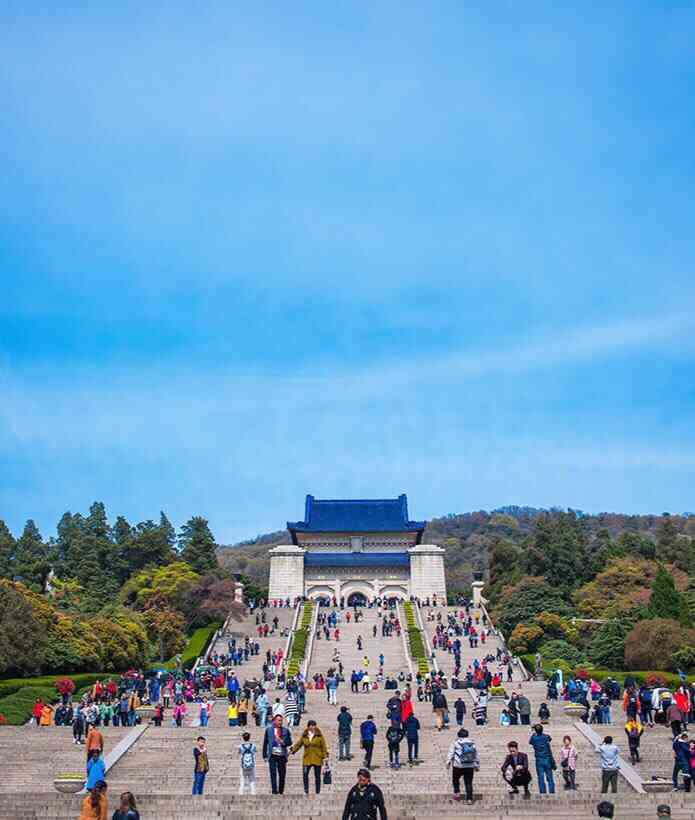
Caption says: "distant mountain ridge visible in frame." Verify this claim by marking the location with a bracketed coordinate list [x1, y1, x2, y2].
[218, 507, 695, 594]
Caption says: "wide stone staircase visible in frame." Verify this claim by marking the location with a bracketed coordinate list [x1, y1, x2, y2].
[1, 603, 693, 818]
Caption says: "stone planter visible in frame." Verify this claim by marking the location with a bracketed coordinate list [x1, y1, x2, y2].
[562, 703, 586, 718]
[643, 779, 672, 793]
[54, 776, 85, 794]
[487, 694, 507, 702]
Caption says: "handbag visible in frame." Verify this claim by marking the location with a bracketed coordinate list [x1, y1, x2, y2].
[322, 764, 332, 785]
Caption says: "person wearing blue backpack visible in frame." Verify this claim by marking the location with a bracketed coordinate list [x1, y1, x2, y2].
[447, 728, 479, 804]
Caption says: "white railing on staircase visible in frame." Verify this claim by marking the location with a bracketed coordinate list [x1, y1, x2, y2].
[396, 602, 414, 677]
[281, 602, 301, 676]
[478, 599, 531, 681]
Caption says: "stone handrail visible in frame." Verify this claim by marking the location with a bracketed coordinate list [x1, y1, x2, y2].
[478, 599, 531, 681]
[396, 602, 414, 677]
[573, 721, 646, 794]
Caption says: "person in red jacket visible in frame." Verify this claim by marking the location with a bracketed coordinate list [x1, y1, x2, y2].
[31, 699, 43, 726]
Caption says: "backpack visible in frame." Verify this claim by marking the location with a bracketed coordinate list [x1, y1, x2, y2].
[457, 740, 476, 765]
[240, 743, 255, 770]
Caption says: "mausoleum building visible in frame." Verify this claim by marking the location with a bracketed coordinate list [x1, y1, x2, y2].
[268, 495, 446, 604]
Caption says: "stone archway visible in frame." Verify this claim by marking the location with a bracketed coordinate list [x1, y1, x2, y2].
[306, 584, 336, 604]
[379, 584, 408, 601]
[347, 591, 368, 607]
[341, 580, 375, 604]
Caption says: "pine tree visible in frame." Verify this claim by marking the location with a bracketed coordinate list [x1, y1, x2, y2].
[178, 516, 218, 574]
[648, 564, 684, 620]
[0, 521, 16, 580]
[14, 520, 50, 590]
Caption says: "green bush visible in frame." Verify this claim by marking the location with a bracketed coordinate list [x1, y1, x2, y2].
[0, 685, 57, 725]
[538, 640, 587, 667]
[0, 673, 105, 700]
[403, 602, 429, 674]
[161, 623, 221, 670]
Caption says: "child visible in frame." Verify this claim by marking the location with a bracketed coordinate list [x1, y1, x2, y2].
[228, 700, 239, 727]
[386, 724, 404, 769]
[153, 703, 164, 727]
[538, 703, 551, 724]
[238, 732, 257, 794]
[560, 735, 578, 790]
[499, 709, 511, 727]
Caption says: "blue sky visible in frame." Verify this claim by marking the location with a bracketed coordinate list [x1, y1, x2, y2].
[2, 1, 695, 544]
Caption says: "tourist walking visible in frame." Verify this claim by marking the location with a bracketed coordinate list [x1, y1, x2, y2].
[404, 712, 420, 765]
[86, 750, 106, 791]
[291, 719, 329, 794]
[517, 694, 531, 726]
[560, 735, 578, 790]
[432, 688, 448, 731]
[386, 723, 404, 769]
[625, 718, 643, 764]
[263, 714, 293, 794]
[672, 732, 691, 792]
[360, 714, 378, 769]
[529, 724, 556, 794]
[501, 740, 531, 797]
[342, 768, 387, 820]
[79, 780, 108, 820]
[337, 706, 353, 760]
[111, 791, 140, 820]
[192, 736, 209, 795]
[596, 735, 620, 794]
[239, 732, 257, 795]
[454, 697, 466, 726]
[447, 728, 479, 804]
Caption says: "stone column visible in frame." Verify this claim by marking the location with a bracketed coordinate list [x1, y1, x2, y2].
[408, 544, 446, 601]
[335, 578, 341, 603]
[268, 545, 306, 600]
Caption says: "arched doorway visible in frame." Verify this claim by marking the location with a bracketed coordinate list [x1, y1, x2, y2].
[347, 591, 368, 607]
[306, 584, 336, 606]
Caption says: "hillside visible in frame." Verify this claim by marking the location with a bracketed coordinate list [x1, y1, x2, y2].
[218, 507, 695, 595]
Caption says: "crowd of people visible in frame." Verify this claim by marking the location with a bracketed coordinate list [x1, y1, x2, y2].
[29, 593, 692, 818]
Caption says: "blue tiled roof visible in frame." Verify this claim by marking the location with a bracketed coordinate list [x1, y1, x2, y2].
[304, 552, 410, 567]
[288, 495, 425, 544]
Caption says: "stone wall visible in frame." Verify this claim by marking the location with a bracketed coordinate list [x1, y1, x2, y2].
[268, 545, 305, 600]
[408, 544, 447, 601]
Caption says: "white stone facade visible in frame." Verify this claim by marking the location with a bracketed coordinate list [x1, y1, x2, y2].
[268, 541, 447, 602]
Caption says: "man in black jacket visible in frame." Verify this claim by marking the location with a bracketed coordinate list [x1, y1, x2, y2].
[342, 769, 387, 820]
[500, 741, 531, 797]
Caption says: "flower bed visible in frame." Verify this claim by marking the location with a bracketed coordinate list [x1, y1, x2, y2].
[287, 602, 313, 677]
[403, 602, 429, 676]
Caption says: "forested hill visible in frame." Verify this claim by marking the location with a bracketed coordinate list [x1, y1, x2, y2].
[217, 507, 695, 594]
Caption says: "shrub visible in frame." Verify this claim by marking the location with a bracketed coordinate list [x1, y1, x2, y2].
[54, 678, 75, 696]
[624, 619, 695, 671]
[509, 624, 543, 654]
[587, 621, 629, 670]
[538, 640, 586, 667]
[671, 646, 695, 671]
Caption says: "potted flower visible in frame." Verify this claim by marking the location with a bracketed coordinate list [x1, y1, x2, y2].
[54, 772, 86, 794]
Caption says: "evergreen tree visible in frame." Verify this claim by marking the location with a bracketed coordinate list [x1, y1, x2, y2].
[656, 514, 679, 563]
[14, 520, 50, 590]
[587, 620, 628, 669]
[0, 521, 16, 580]
[648, 564, 684, 620]
[179, 516, 218, 574]
[159, 512, 176, 551]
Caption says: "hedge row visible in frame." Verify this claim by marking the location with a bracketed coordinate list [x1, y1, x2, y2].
[0, 672, 106, 701]
[403, 602, 429, 676]
[521, 655, 686, 689]
[161, 623, 221, 671]
[0, 685, 57, 725]
[287, 602, 313, 677]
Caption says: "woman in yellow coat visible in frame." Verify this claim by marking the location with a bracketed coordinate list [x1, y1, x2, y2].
[78, 780, 108, 820]
[290, 719, 329, 794]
